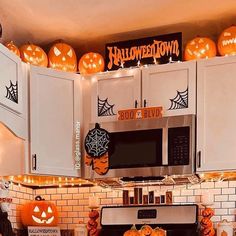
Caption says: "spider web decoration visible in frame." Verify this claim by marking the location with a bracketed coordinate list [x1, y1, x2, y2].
[5, 80, 18, 103]
[85, 123, 110, 158]
[168, 87, 188, 110]
[98, 96, 116, 116]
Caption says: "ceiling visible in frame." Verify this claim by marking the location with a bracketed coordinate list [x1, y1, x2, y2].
[0, 0, 235, 55]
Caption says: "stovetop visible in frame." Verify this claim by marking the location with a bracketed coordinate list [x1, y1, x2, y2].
[100, 204, 199, 236]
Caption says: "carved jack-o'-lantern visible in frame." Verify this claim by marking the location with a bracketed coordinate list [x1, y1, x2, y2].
[184, 37, 216, 61]
[5, 41, 20, 57]
[140, 225, 153, 236]
[218, 25, 236, 56]
[200, 217, 213, 228]
[151, 227, 166, 236]
[202, 208, 214, 218]
[21, 196, 58, 226]
[48, 42, 77, 72]
[20, 44, 48, 67]
[123, 225, 140, 236]
[78, 52, 105, 74]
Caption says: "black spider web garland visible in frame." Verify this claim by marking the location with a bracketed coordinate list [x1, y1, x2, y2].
[97, 96, 116, 116]
[168, 87, 188, 110]
[85, 123, 110, 158]
[5, 80, 18, 103]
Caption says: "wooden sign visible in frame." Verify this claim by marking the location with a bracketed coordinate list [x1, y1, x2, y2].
[28, 227, 61, 236]
[118, 106, 163, 121]
[105, 32, 182, 70]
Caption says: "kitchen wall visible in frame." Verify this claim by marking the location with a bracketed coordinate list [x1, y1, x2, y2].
[8, 180, 236, 230]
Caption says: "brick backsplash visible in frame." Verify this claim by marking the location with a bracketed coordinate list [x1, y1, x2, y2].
[6, 181, 236, 230]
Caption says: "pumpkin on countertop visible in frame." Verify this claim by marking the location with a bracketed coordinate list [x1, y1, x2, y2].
[123, 225, 140, 236]
[48, 42, 77, 73]
[218, 25, 236, 56]
[21, 195, 58, 226]
[5, 41, 20, 57]
[140, 225, 153, 236]
[151, 227, 166, 236]
[20, 43, 48, 67]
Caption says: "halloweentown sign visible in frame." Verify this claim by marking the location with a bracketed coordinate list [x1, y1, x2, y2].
[105, 32, 182, 70]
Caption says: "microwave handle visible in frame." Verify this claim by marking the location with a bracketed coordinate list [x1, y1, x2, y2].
[196, 151, 201, 168]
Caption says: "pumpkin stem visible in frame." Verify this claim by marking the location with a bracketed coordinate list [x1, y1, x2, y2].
[130, 224, 137, 230]
[35, 195, 45, 201]
[95, 123, 100, 129]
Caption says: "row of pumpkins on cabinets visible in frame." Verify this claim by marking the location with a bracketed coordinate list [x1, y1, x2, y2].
[4, 25, 236, 74]
[4, 41, 104, 75]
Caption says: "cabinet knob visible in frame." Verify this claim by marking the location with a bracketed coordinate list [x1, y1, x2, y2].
[32, 154, 37, 170]
[134, 100, 138, 108]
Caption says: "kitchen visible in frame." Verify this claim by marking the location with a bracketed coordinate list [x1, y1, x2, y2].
[0, 0, 236, 236]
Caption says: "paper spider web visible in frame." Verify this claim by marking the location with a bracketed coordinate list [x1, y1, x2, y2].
[5, 80, 18, 103]
[85, 123, 110, 157]
[168, 87, 188, 110]
[98, 96, 116, 116]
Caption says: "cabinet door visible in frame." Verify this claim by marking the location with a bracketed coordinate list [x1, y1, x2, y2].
[30, 66, 82, 177]
[197, 56, 236, 172]
[0, 44, 23, 114]
[91, 68, 141, 122]
[142, 61, 196, 116]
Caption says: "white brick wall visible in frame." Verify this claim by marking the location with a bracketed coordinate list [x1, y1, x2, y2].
[6, 180, 236, 230]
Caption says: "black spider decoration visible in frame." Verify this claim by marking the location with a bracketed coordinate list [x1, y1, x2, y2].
[97, 96, 116, 116]
[168, 87, 188, 110]
[85, 123, 110, 158]
[5, 80, 18, 103]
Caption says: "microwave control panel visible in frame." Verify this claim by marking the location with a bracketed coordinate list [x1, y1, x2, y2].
[168, 127, 190, 165]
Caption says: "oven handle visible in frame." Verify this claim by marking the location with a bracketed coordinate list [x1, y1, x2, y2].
[197, 151, 201, 168]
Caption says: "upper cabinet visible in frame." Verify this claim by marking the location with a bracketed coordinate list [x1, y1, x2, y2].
[90, 61, 196, 123]
[0, 44, 27, 139]
[91, 68, 141, 123]
[142, 60, 196, 116]
[197, 55, 236, 172]
[29, 66, 82, 177]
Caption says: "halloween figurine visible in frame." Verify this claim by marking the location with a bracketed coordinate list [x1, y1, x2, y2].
[0, 179, 14, 236]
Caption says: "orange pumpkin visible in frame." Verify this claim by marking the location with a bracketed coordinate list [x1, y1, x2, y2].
[21, 196, 58, 226]
[93, 153, 109, 175]
[140, 225, 153, 236]
[123, 225, 140, 236]
[78, 52, 105, 75]
[200, 217, 213, 228]
[151, 227, 166, 236]
[202, 227, 215, 236]
[202, 208, 214, 218]
[48, 42, 77, 72]
[184, 37, 216, 61]
[20, 44, 48, 67]
[89, 209, 99, 220]
[85, 154, 93, 166]
[218, 25, 236, 56]
[5, 41, 20, 57]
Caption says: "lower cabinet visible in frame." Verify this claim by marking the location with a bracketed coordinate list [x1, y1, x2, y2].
[29, 66, 82, 177]
[197, 55, 236, 172]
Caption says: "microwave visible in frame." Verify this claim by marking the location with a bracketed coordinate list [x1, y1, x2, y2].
[84, 115, 196, 181]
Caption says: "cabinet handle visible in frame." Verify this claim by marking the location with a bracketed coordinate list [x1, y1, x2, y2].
[143, 99, 147, 107]
[32, 154, 37, 170]
[197, 151, 201, 168]
[134, 100, 138, 108]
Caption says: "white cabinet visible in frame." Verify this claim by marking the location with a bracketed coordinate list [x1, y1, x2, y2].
[142, 61, 196, 116]
[91, 61, 196, 123]
[91, 68, 141, 122]
[29, 66, 82, 176]
[197, 55, 236, 172]
[0, 44, 27, 139]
